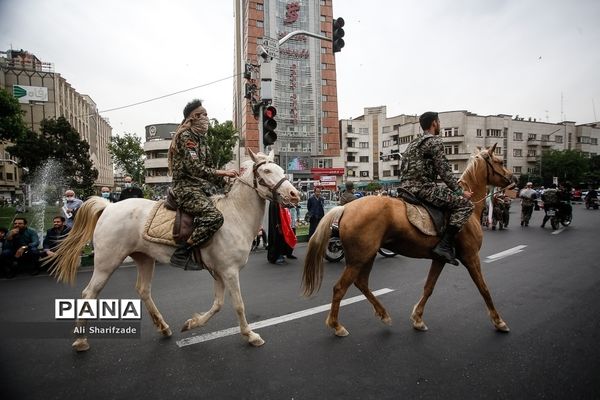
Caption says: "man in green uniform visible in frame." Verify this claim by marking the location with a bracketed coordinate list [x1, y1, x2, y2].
[399, 112, 473, 265]
[168, 99, 238, 269]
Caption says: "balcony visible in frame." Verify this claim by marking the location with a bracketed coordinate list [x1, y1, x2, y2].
[526, 155, 538, 162]
[445, 153, 470, 161]
[441, 135, 465, 143]
[145, 176, 172, 184]
[145, 158, 168, 169]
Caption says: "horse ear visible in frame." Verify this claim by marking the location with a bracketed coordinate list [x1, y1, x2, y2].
[248, 148, 257, 162]
[476, 146, 482, 152]
[268, 149, 275, 161]
[489, 143, 497, 155]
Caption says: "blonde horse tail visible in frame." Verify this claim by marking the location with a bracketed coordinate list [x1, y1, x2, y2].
[302, 206, 345, 297]
[47, 197, 109, 286]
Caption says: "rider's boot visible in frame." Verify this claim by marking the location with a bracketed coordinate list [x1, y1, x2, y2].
[432, 225, 460, 266]
[170, 242, 202, 270]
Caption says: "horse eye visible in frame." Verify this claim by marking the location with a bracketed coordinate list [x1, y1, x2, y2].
[263, 169, 271, 174]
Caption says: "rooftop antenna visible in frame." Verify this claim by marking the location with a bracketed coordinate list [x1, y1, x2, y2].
[560, 92, 564, 121]
[545, 110, 549, 122]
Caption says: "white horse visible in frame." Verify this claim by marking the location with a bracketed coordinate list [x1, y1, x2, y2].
[49, 150, 300, 351]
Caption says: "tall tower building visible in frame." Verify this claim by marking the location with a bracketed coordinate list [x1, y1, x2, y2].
[233, 0, 342, 181]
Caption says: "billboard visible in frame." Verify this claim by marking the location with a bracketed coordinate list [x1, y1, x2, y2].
[13, 85, 48, 103]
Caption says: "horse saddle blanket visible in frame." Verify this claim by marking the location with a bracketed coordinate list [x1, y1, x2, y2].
[396, 188, 445, 236]
[143, 200, 194, 246]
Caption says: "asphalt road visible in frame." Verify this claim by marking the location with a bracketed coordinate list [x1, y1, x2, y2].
[1, 204, 599, 400]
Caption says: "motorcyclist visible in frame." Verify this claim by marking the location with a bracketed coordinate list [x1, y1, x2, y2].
[540, 184, 560, 228]
[584, 188, 598, 204]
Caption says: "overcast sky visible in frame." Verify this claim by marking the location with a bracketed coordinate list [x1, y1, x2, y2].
[1, 0, 599, 138]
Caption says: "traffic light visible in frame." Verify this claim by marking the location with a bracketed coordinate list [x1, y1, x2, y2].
[332, 17, 345, 53]
[263, 105, 277, 146]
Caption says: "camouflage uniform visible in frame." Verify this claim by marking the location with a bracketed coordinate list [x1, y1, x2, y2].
[171, 128, 226, 246]
[399, 133, 473, 228]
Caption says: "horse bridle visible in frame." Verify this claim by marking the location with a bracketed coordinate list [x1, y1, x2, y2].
[461, 152, 514, 203]
[250, 159, 289, 202]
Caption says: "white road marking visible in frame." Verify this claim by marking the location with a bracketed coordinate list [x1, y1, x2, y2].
[552, 228, 565, 235]
[176, 287, 395, 347]
[484, 245, 527, 263]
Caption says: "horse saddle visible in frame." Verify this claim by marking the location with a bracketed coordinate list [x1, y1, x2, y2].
[396, 188, 446, 236]
[142, 190, 194, 246]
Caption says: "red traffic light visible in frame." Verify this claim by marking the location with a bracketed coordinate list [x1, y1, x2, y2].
[264, 106, 277, 119]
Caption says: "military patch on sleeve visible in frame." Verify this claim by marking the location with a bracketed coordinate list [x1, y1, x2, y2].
[188, 150, 199, 160]
[185, 140, 197, 149]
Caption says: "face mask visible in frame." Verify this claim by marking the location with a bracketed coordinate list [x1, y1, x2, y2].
[124, 183, 132, 188]
[66, 196, 74, 201]
[101, 192, 110, 198]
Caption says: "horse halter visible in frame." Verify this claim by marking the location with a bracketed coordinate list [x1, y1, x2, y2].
[252, 160, 288, 202]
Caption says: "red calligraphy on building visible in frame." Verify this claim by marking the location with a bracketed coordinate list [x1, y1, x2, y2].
[284, 2, 300, 24]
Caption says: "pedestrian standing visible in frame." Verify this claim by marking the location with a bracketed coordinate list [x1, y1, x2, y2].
[307, 187, 325, 239]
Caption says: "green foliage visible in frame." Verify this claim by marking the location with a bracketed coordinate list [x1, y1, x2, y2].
[0, 88, 27, 142]
[107, 133, 145, 183]
[365, 181, 382, 192]
[540, 149, 588, 187]
[205, 119, 238, 168]
[7, 117, 98, 197]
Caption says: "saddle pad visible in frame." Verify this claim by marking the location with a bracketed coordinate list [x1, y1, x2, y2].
[405, 203, 437, 236]
[143, 201, 177, 246]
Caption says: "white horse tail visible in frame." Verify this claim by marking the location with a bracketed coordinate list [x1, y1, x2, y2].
[302, 206, 345, 297]
[48, 197, 109, 286]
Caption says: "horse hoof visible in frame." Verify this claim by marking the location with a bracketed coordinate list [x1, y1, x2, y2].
[181, 320, 194, 332]
[248, 333, 265, 347]
[161, 327, 173, 337]
[381, 316, 392, 326]
[335, 327, 349, 337]
[410, 316, 428, 331]
[495, 321, 510, 332]
[72, 338, 90, 352]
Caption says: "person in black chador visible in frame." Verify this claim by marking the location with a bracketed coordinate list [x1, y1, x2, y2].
[267, 201, 297, 265]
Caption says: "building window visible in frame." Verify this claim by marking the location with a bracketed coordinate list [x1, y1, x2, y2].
[382, 140, 391, 147]
[541, 134, 550, 142]
[322, 95, 327, 101]
[494, 146, 502, 155]
[514, 132, 523, 141]
[320, 15, 326, 22]
[321, 47, 327, 54]
[452, 164, 459, 173]
[513, 166, 522, 173]
[359, 128, 369, 135]
[528, 133, 536, 141]
[257, 20, 264, 27]
[382, 170, 391, 177]
[486, 129, 502, 137]
[6, 172, 13, 181]
[359, 142, 369, 148]
[527, 149, 537, 157]
[513, 149, 522, 157]
[256, 3, 263, 10]
[359, 156, 369, 163]
[592, 138, 598, 145]
[321, 63, 326, 69]
[555, 135, 563, 143]
[476, 129, 482, 137]
[360, 171, 369, 177]
[321, 79, 327, 85]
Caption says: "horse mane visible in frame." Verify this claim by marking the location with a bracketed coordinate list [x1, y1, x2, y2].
[211, 158, 265, 212]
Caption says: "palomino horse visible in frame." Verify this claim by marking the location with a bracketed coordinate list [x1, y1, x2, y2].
[49, 150, 299, 351]
[303, 144, 514, 337]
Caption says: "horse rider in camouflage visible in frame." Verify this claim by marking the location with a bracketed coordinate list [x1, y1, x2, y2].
[399, 111, 474, 265]
[167, 99, 239, 269]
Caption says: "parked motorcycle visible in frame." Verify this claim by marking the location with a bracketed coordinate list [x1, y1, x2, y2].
[325, 237, 397, 262]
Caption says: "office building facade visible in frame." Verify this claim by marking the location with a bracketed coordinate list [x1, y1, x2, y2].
[0, 49, 113, 201]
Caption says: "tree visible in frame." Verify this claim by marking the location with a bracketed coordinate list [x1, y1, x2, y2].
[107, 133, 145, 183]
[205, 119, 238, 168]
[7, 117, 98, 198]
[540, 149, 588, 187]
[0, 87, 26, 141]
